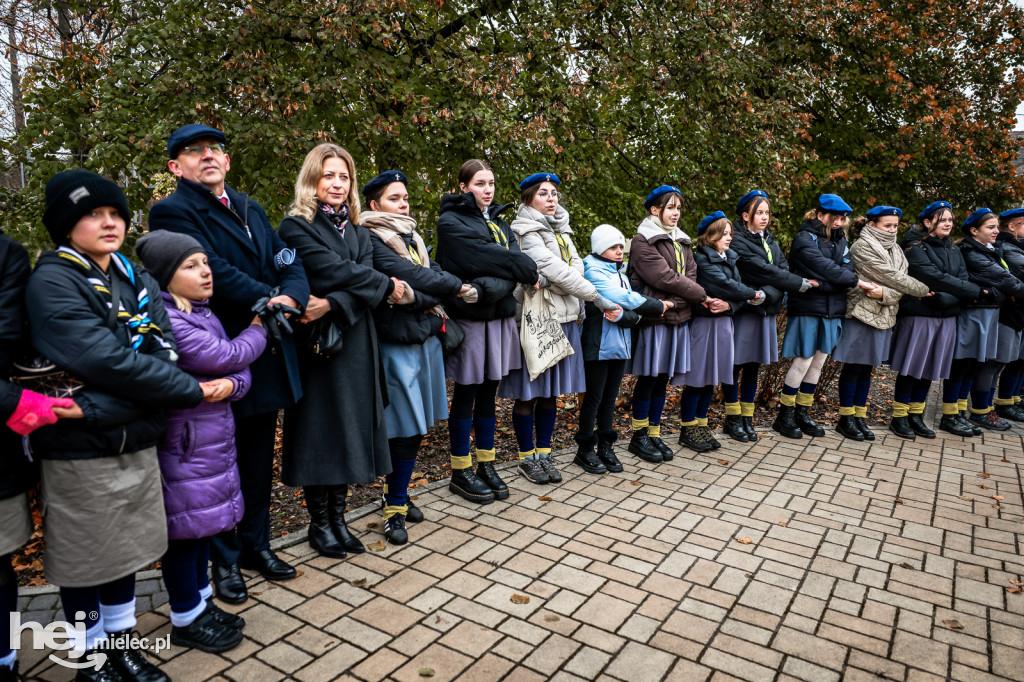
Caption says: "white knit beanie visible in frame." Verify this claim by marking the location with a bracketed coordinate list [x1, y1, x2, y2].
[591, 224, 626, 256]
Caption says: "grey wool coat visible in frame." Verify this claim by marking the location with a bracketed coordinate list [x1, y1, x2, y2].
[278, 209, 393, 487]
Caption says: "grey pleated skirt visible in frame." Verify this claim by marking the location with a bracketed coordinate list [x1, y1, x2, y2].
[672, 317, 734, 388]
[889, 316, 957, 380]
[954, 308, 1000, 361]
[0, 492, 32, 556]
[996, 323, 1022, 364]
[444, 316, 522, 385]
[382, 337, 449, 439]
[499, 322, 585, 399]
[41, 448, 167, 587]
[628, 323, 691, 377]
[733, 314, 778, 366]
[831, 318, 892, 366]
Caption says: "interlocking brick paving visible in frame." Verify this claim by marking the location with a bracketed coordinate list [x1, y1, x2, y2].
[20, 424, 1024, 681]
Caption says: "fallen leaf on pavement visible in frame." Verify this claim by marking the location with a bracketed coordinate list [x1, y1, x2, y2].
[736, 537, 753, 545]
[978, 473, 991, 479]
[778, 522, 788, 527]
[1007, 587, 1022, 594]
[717, 460, 730, 466]
[960, 496, 975, 501]
[630, 481, 642, 486]
[544, 614, 560, 622]
[1010, 579, 1023, 586]
[366, 540, 387, 552]
[419, 668, 435, 677]
[1001, 459, 1010, 463]
[538, 497, 552, 501]
[994, 495, 1005, 501]
[994, 505, 1002, 510]
[510, 593, 531, 604]
[942, 620, 964, 630]
[366, 522, 378, 529]
[894, 499, 904, 504]
[979, 485, 990, 490]
[352, 578, 367, 587]
[900, 563, 915, 570]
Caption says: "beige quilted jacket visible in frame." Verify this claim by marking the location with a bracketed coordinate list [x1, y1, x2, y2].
[847, 233, 929, 329]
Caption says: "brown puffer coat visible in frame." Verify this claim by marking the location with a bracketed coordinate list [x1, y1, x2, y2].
[628, 218, 706, 325]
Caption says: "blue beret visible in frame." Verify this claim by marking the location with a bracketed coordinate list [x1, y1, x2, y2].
[919, 201, 952, 222]
[735, 190, 769, 215]
[167, 124, 226, 159]
[999, 208, 1024, 220]
[865, 205, 902, 220]
[362, 170, 407, 199]
[962, 207, 995, 232]
[697, 211, 727, 236]
[645, 185, 682, 210]
[817, 194, 852, 215]
[519, 173, 560, 190]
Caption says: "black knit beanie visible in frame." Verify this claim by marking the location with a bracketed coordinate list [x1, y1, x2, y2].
[43, 169, 132, 245]
[134, 231, 206, 289]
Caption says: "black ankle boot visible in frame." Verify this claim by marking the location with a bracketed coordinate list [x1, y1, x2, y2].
[327, 485, 365, 553]
[794, 405, 825, 437]
[940, 413, 975, 437]
[595, 432, 623, 473]
[996, 403, 1024, 422]
[449, 467, 495, 504]
[104, 630, 169, 682]
[304, 486, 347, 559]
[573, 433, 607, 474]
[907, 413, 936, 439]
[648, 432, 674, 461]
[628, 428, 663, 463]
[772, 405, 803, 439]
[853, 417, 875, 441]
[836, 415, 864, 440]
[723, 414, 750, 442]
[476, 461, 509, 500]
[742, 416, 759, 441]
[889, 416, 916, 439]
[678, 424, 713, 453]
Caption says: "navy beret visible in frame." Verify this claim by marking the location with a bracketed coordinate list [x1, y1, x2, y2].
[362, 170, 407, 199]
[919, 201, 952, 222]
[645, 185, 682, 210]
[167, 124, 226, 159]
[735, 190, 769, 215]
[697, 211, 727, 236]
[962, 207, 995, 232]
[817, 194, 852, 215]
[865, 205, 902, 220]
[519, 173, 560, 190]
[999, 208, 1024, 220]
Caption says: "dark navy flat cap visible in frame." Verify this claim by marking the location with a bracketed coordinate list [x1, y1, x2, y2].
[644, 185, 682, 210]
[362, 170, 408, 199]
[817, 194, 852, 215]
[735, 190, 769, 215]
[697, 211, 727, 236]
[963, 207, 995, 232]
[519, 173, 560, 190]
[865, 205, 902, 220]
[167, 124, 227, 159]
[999, 207, 1024, 220]
[919, 201, 952, 222]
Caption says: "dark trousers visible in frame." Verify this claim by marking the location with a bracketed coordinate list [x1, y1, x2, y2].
[211, 410, 278, 567]
[579, 360, 626, 440]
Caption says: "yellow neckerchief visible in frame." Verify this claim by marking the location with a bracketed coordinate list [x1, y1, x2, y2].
[555, 233, 573, 265]
[487, 218, 509, 248]
[756, 231, 774, 263]
[673, 241, 685, 275]
[408, 243, 422, 266]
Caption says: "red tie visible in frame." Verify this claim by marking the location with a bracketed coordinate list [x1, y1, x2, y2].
[219, 197, 228, 208]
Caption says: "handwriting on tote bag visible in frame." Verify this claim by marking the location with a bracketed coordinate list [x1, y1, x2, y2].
[520, 287, 573, 381]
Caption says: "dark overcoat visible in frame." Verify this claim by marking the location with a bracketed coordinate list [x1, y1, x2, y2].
[0, 234, 36, 501]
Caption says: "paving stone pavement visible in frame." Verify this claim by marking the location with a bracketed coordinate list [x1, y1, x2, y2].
[17, 423, 1024, 681]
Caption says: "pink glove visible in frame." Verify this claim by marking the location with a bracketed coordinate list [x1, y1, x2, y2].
[6, 390, 74, 436]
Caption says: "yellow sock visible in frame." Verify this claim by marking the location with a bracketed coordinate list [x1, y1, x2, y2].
[740, 402, 755, 417]
[892, 402, 909, 418]
[942, 402, 960, 415]
[839, 406, 855, 416]
[796, 391, 814, 407]
[854, 405, 868, 418]
[780, 393, 796, 407]
[451, 454, 472, 470]
[970, 405, 993, 415]
[680, 419, 698, 427]
[724, 402, 741, 416]
[382, 504, 408, 520]
[518, 449, 536, 460]
[1015, 395, 1021, 404]
[476, 448, 496, 462]
[536, 447, 552, 457]
[908, 402, 926, 415]
[631, 417, 649, 431]
[994, 397, 1015, 406]
[957, 398, 968, 412]
[697, 417, 708, 427]
[648, 424, 661, 437]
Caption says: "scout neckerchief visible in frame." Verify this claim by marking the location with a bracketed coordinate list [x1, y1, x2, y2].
[486, 213, 509, 248]
[555, 233, 573, 265]
[758, 232, 774, 263]
[673, 241, 685, 275]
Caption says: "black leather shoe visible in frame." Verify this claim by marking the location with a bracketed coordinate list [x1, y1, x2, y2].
[742, 416, 759, 441]
[239, 549, 297, 581]
[853, 417, 875, 441]
[475, 461, 510, 500]
[772, 405, 803, 439]
[406, 498, 425, 522]
[723, 415, 750, 442]
[628, 429, 663, 463]
[794, 405, 825, 437]
[888, 416, 916, 439]
[995, 404, 1024, 422]
[171, 604, 243, 653]
[907, 413, 936, 439]
[649, 435, 674, 461]
[449, 468, 495, 504]
[573, 442, 608, 474]
[962, 411, 983, 435]
[836, 415, 864, 441]
[940, 414, 974, 437]
[75, 653, 127, 681]
[205, 600, 244, 629]
[328, 485, 366, 553]
[305, 486, 347, 559]
[595, 436, 623, 473]
[212, 564, 247, 604]
[678, 425, 714, 453]
[104, 631, 169, 682]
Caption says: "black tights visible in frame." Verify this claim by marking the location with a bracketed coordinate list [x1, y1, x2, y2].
[633, 373, 670, 404]
[450, 379, 499, 420]
[579, 360, 626, 440]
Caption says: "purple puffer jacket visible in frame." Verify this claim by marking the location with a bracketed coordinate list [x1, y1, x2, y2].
[158, 292, 267, 540]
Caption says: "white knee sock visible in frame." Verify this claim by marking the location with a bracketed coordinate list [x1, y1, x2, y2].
[71, 618, 106, 653]
[199, 584, 213, 601]
[100, 598, 136, 634]
[170, 597, 207, 628]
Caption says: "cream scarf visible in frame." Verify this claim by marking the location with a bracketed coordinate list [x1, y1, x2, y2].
[358, 210, 430, 266]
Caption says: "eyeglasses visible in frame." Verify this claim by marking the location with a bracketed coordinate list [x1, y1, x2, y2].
[537, 191, 560, 200]
[179, 143, 226, 156]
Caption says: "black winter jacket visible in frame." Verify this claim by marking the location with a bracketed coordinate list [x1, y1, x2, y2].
[370, 233, 464, 344]
[730, 220, 806, 317]
[0, 234, 36, 500]
[25, 251, 203, 460]
[692, 246, 758, 318]
[899, 228, 980, 318]
[996, 232, 1024, 330]
[435, 193, 537, 321]
[958, 236, 1024, 312]
[786, 219, 858, 318]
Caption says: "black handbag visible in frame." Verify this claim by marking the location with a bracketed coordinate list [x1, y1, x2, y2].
[304, 317, 345, 358]
[440, 314, 465, 355]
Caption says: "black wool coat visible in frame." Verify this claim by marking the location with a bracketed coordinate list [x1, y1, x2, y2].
[729, 220, 806, 317]
[148, 178, 310, 417]
[692, 246, 758, 318]
[786, 219, 858, 319]
[899, 228, 980, 318]
[278, 211, 392, 486]
[434, 193, 537, 321]
[996, 232, 1024, 330]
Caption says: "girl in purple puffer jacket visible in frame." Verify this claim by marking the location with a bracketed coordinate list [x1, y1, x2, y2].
[136, 231, 266, 654]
